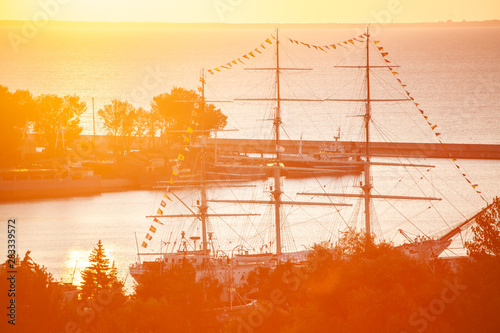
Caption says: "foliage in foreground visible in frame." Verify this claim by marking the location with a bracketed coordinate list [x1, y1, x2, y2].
[2, 199, 500, 332]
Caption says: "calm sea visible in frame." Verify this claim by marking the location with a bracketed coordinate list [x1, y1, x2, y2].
[0, 23, 499, 291]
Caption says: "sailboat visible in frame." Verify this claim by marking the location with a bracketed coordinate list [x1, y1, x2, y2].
[130, 27, 489, 287]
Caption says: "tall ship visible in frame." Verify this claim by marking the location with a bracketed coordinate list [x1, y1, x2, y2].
[130, 28, 490, 291]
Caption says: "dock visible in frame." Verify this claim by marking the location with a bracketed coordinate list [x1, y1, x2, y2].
[206, 138, 500, 160]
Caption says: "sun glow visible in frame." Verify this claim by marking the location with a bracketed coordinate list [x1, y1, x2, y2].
[0, 0, 499, 23]
[62, 250, 90, 285]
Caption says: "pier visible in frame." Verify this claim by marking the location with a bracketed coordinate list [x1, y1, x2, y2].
[75, 135, 500, 160]
[205, 138, 500, 160]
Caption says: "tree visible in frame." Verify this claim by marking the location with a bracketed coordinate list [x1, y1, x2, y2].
[79, 240, 124, 301]
[466, 197, 500, 259]
[151, 87, 227, 143]
[0, 251, 66, 332]
[144, 108, 162, 149]
[98, 99, 138, 154]
[33, 94, 86, 152]
[0, 86, 36, 166]
[134, 107, 149, 150]
[131, 259, 221, 333]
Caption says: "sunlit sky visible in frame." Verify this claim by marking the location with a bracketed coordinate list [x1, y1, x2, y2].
[1, 0, 499, 23]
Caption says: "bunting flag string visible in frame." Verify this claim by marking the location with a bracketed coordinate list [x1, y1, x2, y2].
[141, 101, 202, 248]
[286, 33, 367, 53]
[207, 34, 275, 75]
[373, 40, 487, 203]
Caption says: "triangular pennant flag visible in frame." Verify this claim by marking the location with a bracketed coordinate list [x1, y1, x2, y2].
[313, 45, 318, 50]
[226, 62, 232, 68]
[288, 38, 293, 43]
[343, 41, 348, 44]
[353, 38, 362, 42]
[435, 133, 441, 136]
[157, 208, 163, 215]
[374, 40, 380, 44]
[406, 91, 411, 96]
[378, 47, 384, 51]
[243, 54, 249, 59]
[208, 69, 214, 75]
[261, 43, 266, 48]
[254, 48, 262, 54]
[402, 84, 407, 88]
[431, 124, 437, 130]
[164, 193, 173, 201]
[419, 109, 425, 114]
[392, 72, 398, 76]
[232, 60, 237, 65]
[381, 52, 389, 57]
[330, 44, 337, 49]
[249, 51, 255, 57]
[318, 46, 325, 52]
[238, 58, 245, 64]
[324, 45, 330, 50]
[221, 65, 230, 69]
[348, 39, 354, 44]
[384, 59, 391, 63]
[153, 217, 164, 225]
[472, 184, 478, 189]
[214, 68, 220, 72]
[266, 38, 272, 44]
[359, 34, 366, 39]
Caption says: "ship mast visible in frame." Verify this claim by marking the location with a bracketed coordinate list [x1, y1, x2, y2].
[200, 69, 209, 255]
[363, 27, 373, 238]
[273, 29, 283, 257]
[299, 26, 442, 243]
[207, 29, 353, 258]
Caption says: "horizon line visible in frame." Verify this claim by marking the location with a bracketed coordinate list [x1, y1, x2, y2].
[1, 19, 499, 25]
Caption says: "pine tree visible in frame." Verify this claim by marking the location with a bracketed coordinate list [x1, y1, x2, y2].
[79, 240, 124, 300]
